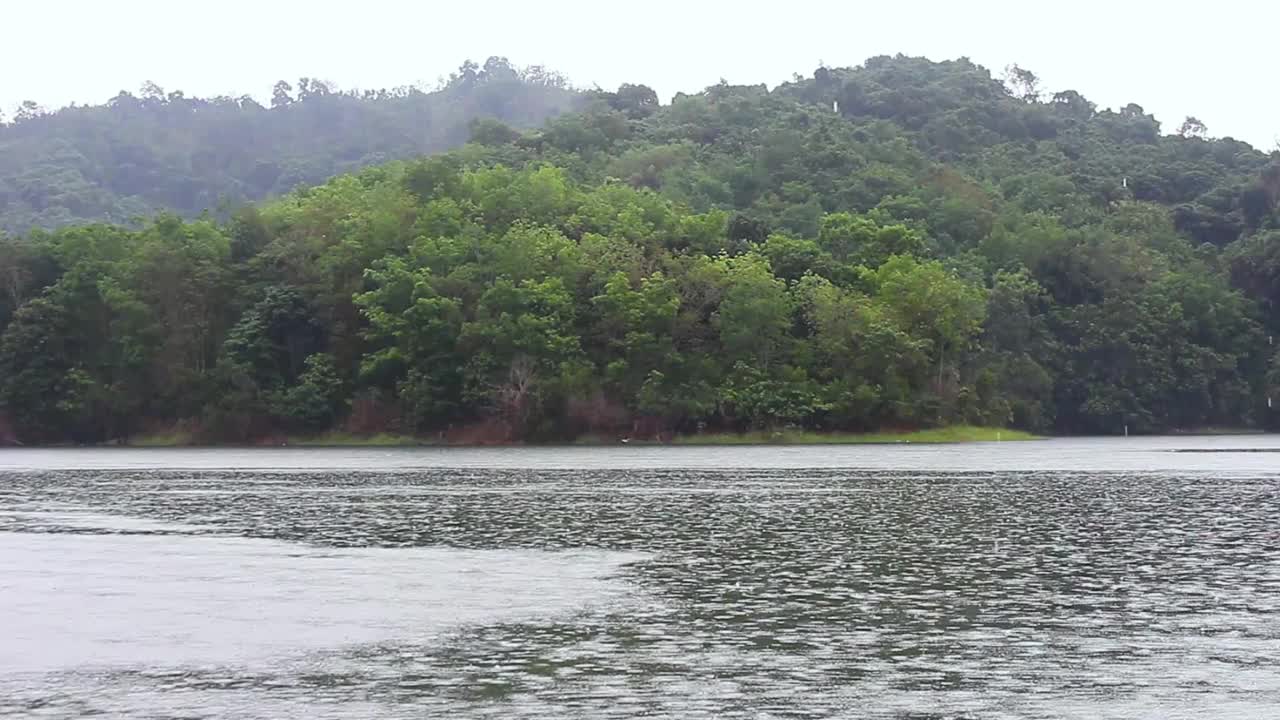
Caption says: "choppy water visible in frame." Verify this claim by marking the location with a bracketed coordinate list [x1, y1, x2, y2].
[2, 437, 1279, 718]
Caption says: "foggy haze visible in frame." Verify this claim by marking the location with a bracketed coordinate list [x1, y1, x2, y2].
[6, 0, 1277, 148]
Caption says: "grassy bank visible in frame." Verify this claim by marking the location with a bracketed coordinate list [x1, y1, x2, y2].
[1166, 426, 1266, 436]
[124, 430, 434, 447]
[128, 430, 197, 447]
[670, 426, 1039, 445]
[284, 432, 437, 447]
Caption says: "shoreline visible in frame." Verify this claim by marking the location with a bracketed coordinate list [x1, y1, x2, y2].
[12, 426, 1044, 449]
[5, 428, 1277, 449]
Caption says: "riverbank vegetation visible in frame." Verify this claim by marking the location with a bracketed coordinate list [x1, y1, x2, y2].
[2, 56, 1279, 445]
[670, 426, 1038, 445]
[121, 425, 1032, 447]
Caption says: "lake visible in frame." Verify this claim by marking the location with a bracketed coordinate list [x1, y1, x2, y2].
[1, 437, 1279, 718]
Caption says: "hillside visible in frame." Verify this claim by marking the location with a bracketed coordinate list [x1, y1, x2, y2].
[2, 55, 1278, 444]
[0, 58, 582, 233]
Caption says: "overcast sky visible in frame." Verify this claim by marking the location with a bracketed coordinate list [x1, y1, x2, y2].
[6, 0, 1276, 149]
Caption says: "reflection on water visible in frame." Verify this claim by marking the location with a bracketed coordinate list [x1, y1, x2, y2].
[1, 529, 640, 673]
[1, 442, 1279, 718]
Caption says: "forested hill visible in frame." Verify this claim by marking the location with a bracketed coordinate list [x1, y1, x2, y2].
[0, 58, 582, 233]
[2, 54, 1279, 445]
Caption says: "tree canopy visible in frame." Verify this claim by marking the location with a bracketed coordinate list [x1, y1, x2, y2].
[2, 54, 1278, 444]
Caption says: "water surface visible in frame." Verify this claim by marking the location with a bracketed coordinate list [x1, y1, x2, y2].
[2, 437, 1279, 718]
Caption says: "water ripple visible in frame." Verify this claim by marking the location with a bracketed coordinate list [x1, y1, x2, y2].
[1, 461, 1278, 718]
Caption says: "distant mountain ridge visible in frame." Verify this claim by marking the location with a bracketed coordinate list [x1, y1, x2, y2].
[0, 58, 584, 233]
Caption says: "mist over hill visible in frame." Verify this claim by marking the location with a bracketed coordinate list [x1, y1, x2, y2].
[0, 58, 583, 233]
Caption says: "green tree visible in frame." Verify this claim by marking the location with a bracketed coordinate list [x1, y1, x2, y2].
[871, 255, 987, 421]
[817, 212, 924, 267]
[460, 277, 583, 437]
[356, 258, 464, 429]
[713, 253, 792, 369]
[591, 271, 681, 407]
[274, 354, 347, 430]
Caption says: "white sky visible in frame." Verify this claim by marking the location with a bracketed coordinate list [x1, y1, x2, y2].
[5, 0, 1277, 149]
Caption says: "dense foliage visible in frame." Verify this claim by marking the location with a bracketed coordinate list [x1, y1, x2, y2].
[2, 55, 1278, 444]
[0, 58, 581, 233]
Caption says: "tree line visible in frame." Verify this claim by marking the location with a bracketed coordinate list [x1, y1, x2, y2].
[2, 55, 1278, 444]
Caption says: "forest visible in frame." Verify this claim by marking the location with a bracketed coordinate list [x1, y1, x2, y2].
[1, 55, 1279, 445]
